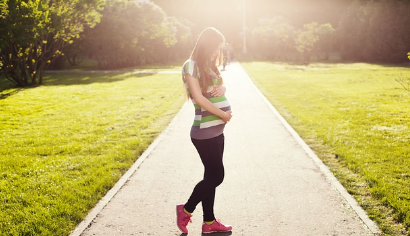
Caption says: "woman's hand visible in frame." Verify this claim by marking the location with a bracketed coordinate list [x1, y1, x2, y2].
[211, 85, 226, 97]
[221, 111, 232, 123]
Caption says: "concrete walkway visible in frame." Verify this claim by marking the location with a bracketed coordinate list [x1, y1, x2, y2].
[71, 62, 380, 236]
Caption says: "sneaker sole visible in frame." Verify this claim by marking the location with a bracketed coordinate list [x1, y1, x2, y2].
[176, 205, 188, 233]
[202, 230, 232, 234]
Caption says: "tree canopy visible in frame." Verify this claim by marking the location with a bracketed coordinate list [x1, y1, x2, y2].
[0, 0, 105, 86]
[82, 0, 193, 69]
[338, 0, 410, 62]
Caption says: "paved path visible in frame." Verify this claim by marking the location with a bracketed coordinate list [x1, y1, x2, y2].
[71, 62, 379, 236]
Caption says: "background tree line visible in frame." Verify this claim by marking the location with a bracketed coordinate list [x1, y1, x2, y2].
[61, 0, 194, 70]
[1, 0, 410, 87]
[0, 0, 105, 87]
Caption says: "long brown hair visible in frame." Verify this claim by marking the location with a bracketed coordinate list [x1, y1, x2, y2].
[190, 27, 225, 94]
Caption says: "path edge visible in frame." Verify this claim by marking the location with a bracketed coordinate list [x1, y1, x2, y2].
[69, 102, 188, 236]
[237, 62, 381, 235]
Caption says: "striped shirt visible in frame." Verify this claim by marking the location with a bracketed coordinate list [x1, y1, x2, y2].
[182, 59, 231, 140]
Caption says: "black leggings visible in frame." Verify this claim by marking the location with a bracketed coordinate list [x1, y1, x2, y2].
[184, 134, 225, 222]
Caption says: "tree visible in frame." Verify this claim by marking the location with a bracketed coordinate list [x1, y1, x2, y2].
[164, 17, 195, 62]
[316, 25, 336, 61]
[0, 0, 105, 87]
[337, 0, 369, 61]
[294, 22, 335, 64]
[362, 0, 410, 62]
[338, 0, 410, 63]
[251, 16, 295, 60]
[84, 0, 179, 69]
[64, 37, 86, 67]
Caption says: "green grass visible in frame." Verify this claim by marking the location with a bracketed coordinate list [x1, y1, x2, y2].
[241, 61, 410, 235]
[0, 71, 185, 235]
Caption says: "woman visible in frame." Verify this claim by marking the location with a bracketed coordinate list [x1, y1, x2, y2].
[176, 27, 233, 234]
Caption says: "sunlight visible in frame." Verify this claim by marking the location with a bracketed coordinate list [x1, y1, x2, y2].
[152, 0, 351, 58]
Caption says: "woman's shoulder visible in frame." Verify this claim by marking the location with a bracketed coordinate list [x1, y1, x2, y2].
[183, 59, 196, 67]
[182, 59, 199, 78]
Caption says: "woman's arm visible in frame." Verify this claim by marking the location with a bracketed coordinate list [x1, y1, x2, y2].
[186, 74, 232, 123]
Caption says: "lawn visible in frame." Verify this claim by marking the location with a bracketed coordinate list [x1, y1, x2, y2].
[0, 71, 185, 235]
[241, 62, 410, 235]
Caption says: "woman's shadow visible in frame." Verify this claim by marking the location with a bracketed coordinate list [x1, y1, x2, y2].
[180, 232, 232, 236]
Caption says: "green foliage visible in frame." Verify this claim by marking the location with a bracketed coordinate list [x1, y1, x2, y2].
[83, 0, 190, 69]
[0, 71, 185, 235]
[251, 18, 335, 64]
[362, 1, 410, 63]
[63, 37, 86, 67]
[294, 22, 335, 64]
[248, 0, 410, 64]
[338, 0, 410, 63]
[242, 61, 410, 235]
[163, 16, 195, 62]
[337, 0, 368, 61]
[0, 0, 51, 86]
[251, 16, 295, 60]
[0, 1, 8, 17]
[0, 0, 105, 87]
[294, 23, 319, 54]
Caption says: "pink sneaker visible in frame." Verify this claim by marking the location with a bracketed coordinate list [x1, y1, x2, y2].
[176, 205, 192, 233]
[202, 219, 232, 234]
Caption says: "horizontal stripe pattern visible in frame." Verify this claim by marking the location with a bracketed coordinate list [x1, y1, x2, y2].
[200, 119, 226, 129]
[182, 59, 231, 139]
[199, 106, 231, 118]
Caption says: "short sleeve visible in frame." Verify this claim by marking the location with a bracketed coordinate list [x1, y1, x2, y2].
[182, 59, 199, 80]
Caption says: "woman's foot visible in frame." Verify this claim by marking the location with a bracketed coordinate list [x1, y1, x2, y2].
[202, 219, 232, 234]
[176, 205, 192, 233]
